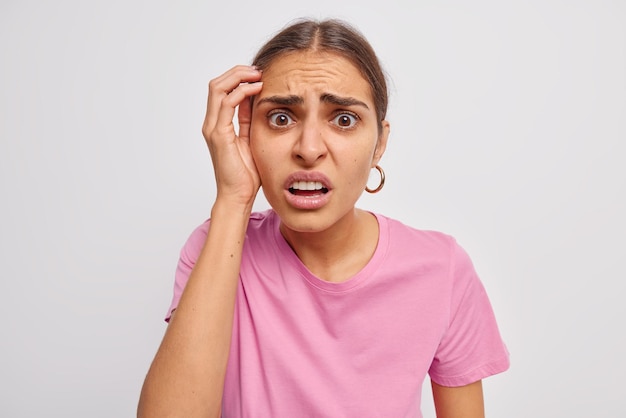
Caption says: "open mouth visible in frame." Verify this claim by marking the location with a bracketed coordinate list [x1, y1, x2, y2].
[288, 181, 329, 196]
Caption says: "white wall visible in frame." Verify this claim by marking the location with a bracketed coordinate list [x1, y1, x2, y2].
[1, 0, 624, 416]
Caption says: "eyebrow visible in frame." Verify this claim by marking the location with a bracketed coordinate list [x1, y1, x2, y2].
[256, 93, 369, 110]
[320, 93, 369, 110]
[256, 95, 303, 107]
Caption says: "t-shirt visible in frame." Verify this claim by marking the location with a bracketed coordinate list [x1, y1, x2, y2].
[167, 209, 509, 417]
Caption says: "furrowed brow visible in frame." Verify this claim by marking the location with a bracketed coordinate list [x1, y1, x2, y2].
[320, 93, 369, 109]
[256, 95, 304, 107]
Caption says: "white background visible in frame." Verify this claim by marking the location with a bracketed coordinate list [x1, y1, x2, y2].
[1, 0, 624, 416]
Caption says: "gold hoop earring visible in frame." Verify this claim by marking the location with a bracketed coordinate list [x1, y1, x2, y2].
[365, 165, 385, 193]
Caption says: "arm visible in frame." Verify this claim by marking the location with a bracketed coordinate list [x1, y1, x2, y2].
[137, 66, 263, 418]
[432, 380, 485, 418]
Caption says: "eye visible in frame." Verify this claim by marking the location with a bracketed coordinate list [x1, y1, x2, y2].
[268, 112, 294, 128]
[331, 112, 358, 129]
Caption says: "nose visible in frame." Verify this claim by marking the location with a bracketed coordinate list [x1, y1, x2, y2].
[292, 119, 327, 165]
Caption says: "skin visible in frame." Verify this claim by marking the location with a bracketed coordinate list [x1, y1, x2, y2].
[137, 65, 263, 418]
[137, 52, 485, 417]
[432, 380, 485, 418]
[250, 50, 388, 282]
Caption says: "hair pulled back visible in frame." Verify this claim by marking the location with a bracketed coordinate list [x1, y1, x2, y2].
[252, 18, 389, 132]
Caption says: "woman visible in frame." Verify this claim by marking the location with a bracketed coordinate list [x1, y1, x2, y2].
[138, 18, 509, 418]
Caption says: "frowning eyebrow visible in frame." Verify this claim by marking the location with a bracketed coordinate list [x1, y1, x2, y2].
[320, 93, 369, 109]
[256, 95, 303, 107]
[255, 93, 369, 109]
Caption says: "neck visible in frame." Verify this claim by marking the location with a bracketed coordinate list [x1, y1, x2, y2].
[279, 209, 379, 282]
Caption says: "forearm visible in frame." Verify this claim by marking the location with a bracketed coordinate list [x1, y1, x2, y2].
[138, 201, 252, 418]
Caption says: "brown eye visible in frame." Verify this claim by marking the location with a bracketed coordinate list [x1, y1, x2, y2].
[269, 112, 293, 127]
[332, 113, 358, 128]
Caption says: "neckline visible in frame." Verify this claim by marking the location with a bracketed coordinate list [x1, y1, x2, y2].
[269, 209, 389, 293]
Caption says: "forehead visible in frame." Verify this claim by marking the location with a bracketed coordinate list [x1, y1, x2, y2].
[258, 51, 373, 102]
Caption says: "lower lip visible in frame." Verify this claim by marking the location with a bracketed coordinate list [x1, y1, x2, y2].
[284, 189, 331, 210]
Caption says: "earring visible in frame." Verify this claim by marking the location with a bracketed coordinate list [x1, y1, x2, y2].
[365, 165, 385, 193]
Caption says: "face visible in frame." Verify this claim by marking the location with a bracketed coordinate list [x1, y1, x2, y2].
[250, 51, 389, 233]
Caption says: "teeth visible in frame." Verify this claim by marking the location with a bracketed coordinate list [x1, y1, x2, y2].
[291, 181, 324, 190]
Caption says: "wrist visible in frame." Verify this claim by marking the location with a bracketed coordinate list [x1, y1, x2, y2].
[211, 198, 254, 220]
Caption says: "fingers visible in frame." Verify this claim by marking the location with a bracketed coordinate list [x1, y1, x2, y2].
[237, 94, 253, 144]
[202, 66, 263, 141]
[213, 81, 263, 138]
[200, 66, 264, 206]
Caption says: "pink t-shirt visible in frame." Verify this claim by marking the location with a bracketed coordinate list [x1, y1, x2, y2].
[167, 210, 509, 417]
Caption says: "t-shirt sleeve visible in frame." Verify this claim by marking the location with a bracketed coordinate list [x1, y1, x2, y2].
[164, 220, 210, 322]
[428, 239, 510, 387]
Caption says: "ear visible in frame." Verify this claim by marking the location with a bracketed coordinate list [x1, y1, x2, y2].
[372, 120, 390, 167]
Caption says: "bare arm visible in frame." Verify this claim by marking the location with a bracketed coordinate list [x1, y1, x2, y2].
[432, 380, 485, 418]
[137, 66, 263, 418]
[137, 204, 250, 417]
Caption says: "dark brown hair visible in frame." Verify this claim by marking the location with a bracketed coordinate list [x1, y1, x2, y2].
[252, 18, 389, 132]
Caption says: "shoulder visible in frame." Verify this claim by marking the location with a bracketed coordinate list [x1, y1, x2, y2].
[245, 209, 276, 233]
[375, 213, 479, 285]
[375, 213, 458, 258]
[180, 209, 275, 256]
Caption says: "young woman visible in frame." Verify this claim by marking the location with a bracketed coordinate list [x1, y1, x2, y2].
[138, 18, 509, 418]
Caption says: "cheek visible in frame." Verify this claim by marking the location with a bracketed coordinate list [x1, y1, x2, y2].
[250, 145, 277, 186]
[350, 149, 378, 185]
[249, 120, 276, 169]
[343, 158, 371, 189]
[251, 146, 268, 172]
[249, 128, 264, 162]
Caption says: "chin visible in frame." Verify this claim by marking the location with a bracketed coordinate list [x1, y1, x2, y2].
[274, 205, 358, 237]
[277, 210, 332, 234]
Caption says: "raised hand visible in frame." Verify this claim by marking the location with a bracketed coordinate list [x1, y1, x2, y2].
[202, 65, 263, 208]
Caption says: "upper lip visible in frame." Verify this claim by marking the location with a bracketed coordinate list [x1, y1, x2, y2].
[284, 171, 332, 191]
